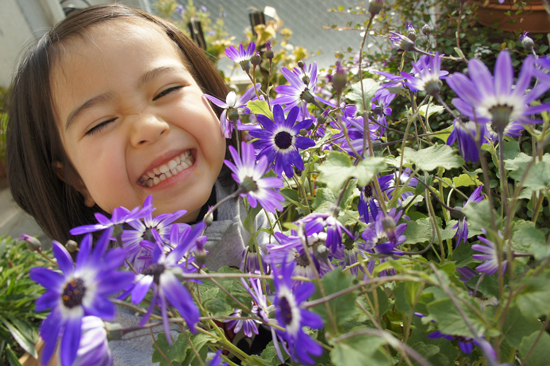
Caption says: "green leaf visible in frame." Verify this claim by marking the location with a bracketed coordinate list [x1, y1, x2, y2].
[258, 342, 283, 366]
[310, 267, 357, 335]
[347, 79, 380, 112]
[462, 200, 500, 232]
[330, 334, 390, 366]
[518, 331, 550, 366]
[432, 125, 453, 144]
[317, 152, 386, 193]
[243, 204, 262, 235]
[5, 345, 23, 366]
[505, 153, 550, 190]
[426, 298, 486, 338]
[516, 276, 550, 320]
[0, 317, 37, 359]
[182, 333, 217, 366]
[502, 306, 542, 349]
[404, 145, 464, 172]
[416, 103, 444, 118]
[151, 332, 189, 366]
[502, 139, 520, 160]
[441, 174, 483, 188]
[466, 274, 500, 298]
[512, 221, 550, 260]
[403, 218, 432, 244]
[312, 188, 337, 212]
[247, 100, 273, 119]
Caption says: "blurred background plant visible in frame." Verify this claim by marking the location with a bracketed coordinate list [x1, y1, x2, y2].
[0, 237, 46, 365]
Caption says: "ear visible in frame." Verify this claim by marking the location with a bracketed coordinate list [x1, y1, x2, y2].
[53, 162, 96, 208]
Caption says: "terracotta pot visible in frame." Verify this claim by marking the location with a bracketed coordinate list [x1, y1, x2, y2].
[474, 0, 550, 33]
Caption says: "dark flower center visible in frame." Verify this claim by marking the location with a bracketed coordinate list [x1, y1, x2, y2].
[142, 228, 156, 242]
[274, 131, 293, 150]
[62, 278, 86, 308]
[364, 184, 373, 199]
[279, 296, 293, 326]
[143, 263, 165, 284]
[295, 252, 310, 267]
[454, 336, 472, 343]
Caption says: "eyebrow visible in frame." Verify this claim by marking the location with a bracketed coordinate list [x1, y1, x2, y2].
[137, 66, 184, 88]
[65, 91, 115, 131]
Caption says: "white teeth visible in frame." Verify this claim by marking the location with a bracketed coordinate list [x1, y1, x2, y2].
[140, 150, 195, 187]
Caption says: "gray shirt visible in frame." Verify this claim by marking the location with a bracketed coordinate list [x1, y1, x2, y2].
[110, 181, 274, 365]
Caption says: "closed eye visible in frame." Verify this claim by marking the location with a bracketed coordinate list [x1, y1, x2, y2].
[85, 118, 116, 136]
[153, 86, 183, 101]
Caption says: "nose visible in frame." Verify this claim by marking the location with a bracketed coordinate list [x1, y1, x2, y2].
[129, 113, 169, 147]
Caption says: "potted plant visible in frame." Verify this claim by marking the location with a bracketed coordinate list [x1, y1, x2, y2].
[474, 0, 550, 33]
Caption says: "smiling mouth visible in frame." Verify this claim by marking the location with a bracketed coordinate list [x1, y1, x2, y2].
[139, 150, 196, 187]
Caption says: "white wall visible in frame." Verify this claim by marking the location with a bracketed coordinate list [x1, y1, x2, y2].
[0, 0, 150, 88]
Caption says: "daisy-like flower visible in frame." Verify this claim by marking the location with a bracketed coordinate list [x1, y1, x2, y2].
[472, 230, 508, 276]
[382, 168, 418, 203]
[447, 117, 489, 163]
[453, 185, 484, 246]
[446, 50, 550, 135]
[401, 53, 447, 96]
[225, 42, 256, 72]
[273, 260, 324, 365]
[224, 307, 260, 338]
[273, 61, 335, 113]
[249, 105, 315, 178]
[120, 196, 188, 267]
[70, 199, 154, 236]
[129, 224, 204, 343]
[224, 142, 284, 213]
[73, 316, 112, 366]
[359, 182, 382, 224]
[362, 209, 407, 276]
[296, 212, 353, 254]
[389, 31, 416, 51]
[203, 84, 260, 138]
[332, 114, 380, 158]
[29, 229, 134, 366]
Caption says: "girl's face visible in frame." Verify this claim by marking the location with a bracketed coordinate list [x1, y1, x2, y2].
[51, 20, 226, 222]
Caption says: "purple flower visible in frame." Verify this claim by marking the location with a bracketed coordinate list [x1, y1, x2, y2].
[343, 239, 368, 276]
[249, 105, 315, 178]
[446, 51, 550, 134]
[362, 209, 407, 275]
[175, 4, 184, 16]
[453, 185, 484, 246]
[389, 31, 415, 51]
[73, 316, 112, 366]
[203, 84, 260, 138]
[273, 61, 335, 114]
[225, 42, 256, 72]
[428, 330, 474, 354]
[273, 260, 323, 365]
[472, 230, 507, 276]
[29, 229, 134, 366]
[332, 115, 380, 157]
[224, 142, 284, 213]
[401, 53, 447, 96]
[208, 350, 228, 366]
[120, 196, 188, 270]
[447, 117, 489, 163]
[70, 199, 154, 236]
[296, 212, 353, 254]
[128, 224, 204, 343]
[240, 245, 268, 274]
[358, 182, 385, 224]
[382, 168, 418, 203]
[224, 307, 260, 338]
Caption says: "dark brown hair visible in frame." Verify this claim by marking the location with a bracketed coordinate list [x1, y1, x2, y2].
[6, 4, 231, 243]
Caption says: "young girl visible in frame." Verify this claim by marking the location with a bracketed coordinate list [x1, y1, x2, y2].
[8, 4, 273, 364]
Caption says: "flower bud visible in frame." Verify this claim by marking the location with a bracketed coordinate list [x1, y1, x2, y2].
[332, 61, 347, 93]
[381, 215, 396, 232]
[240, 60, 250, 73]
[368, 0, 383, 16]
[251, 52, 261, 66]
[300, 129, 308, 136]
[297, 60, 305, 69]
[372, 140, 383, 152]
[302, 75, 311, 85]
[21, 234, 41, 252]
[266, 42, 274, 60]
[66, 240, 79, 252]
[520, 31, 535, 52]
[406, 22, 416, 42]
[204, 211, 214, 226]
[389, 32, 415, 52]
[194, 237, 208, 268]
[422, 24, 431, 36]
[373, 106, 384, 115]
